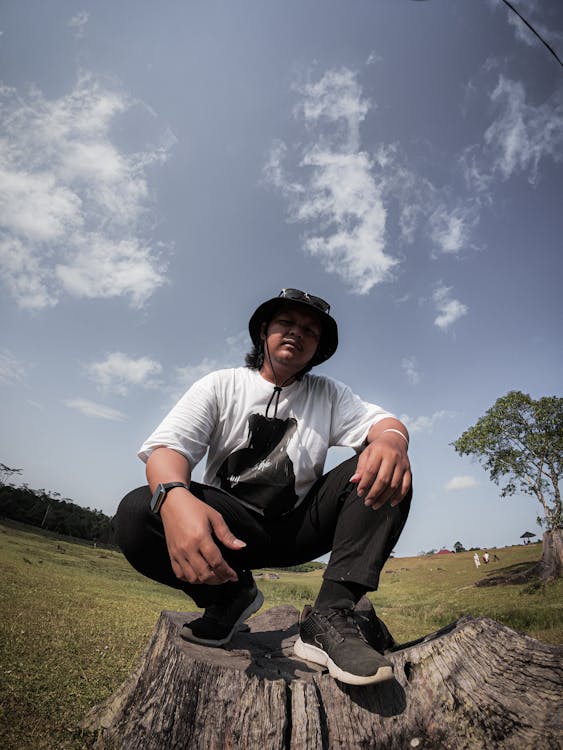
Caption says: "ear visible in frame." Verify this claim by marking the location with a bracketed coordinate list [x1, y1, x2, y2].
[260, 322, 267, 340]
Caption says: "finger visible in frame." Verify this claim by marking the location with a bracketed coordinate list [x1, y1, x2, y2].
[201, 540, 239, 583]
[172, 556, 198, 584]
[365, 472, 403, 510]
[372, 467, 411, 510]
[362, 459, 394, 503]
[211, 514, 246, 550]
[187, 549, 227, 584]
[391, 469, 413, 506]
[349, 452, 368, 484]
[355, 458, 382, 497]
[365, 488, 393, 510]
[367, 483, 399, 510]
[188, 550, 231, 584]
[351, 443, 377, 480]
[198, 570, 225, 585]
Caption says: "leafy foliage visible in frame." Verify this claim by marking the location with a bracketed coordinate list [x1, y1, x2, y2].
[0, 466, 112, 544]
[0, 463, 21, 484]
[452, 391, 562, 531]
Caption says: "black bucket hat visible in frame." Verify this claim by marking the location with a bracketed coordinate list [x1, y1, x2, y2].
[248, 288, 338, 366]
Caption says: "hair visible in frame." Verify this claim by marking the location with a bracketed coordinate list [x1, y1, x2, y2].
[244, 301, 316, 379]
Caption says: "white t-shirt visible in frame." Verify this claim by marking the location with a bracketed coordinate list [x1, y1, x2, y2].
[139, 368, 394, 516]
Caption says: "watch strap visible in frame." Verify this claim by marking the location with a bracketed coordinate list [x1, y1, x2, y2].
[150, 481, 190, 515]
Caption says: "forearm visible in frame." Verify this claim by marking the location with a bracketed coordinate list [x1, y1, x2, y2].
[367, 417, 409, 446]
[146, 447, 192, 494]
[146, 447, 242, 585]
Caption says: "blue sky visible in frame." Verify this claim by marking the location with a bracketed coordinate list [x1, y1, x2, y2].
[1, 1, 561, 556]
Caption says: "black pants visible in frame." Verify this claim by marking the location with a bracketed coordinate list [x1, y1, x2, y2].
[114, 456, 411, 607]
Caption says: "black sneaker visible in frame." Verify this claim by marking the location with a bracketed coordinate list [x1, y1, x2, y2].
[180, 583, 264, 647]
[294, 605, 394, 685]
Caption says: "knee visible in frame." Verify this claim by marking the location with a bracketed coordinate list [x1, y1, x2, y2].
[112, 485, 153, 558]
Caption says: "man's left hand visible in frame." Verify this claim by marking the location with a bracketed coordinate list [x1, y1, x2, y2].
[350, 430, 412, 509]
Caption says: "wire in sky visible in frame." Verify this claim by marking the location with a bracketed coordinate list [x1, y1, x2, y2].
[499, 0, 563, 68]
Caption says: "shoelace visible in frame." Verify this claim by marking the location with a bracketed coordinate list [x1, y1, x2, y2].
[325, 608, 368, 644]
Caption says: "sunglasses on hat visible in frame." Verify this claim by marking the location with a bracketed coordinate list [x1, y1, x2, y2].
[279, 288, 331, 314]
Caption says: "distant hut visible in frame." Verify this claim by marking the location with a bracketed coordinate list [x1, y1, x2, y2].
[436, 549, 453, 555]
[520, 531, 536, 545]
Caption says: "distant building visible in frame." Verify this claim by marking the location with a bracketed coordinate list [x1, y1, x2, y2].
[435, 549, 453, 555]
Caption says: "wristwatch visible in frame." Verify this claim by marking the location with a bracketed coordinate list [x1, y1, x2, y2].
[150, 482, 190, 515]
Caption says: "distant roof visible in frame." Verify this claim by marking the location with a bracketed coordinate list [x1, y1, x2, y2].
[520, 531, 536, 538]
[436, 549, 453, 555]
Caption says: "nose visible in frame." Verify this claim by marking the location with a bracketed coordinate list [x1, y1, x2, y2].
[288, 323, 304, 339]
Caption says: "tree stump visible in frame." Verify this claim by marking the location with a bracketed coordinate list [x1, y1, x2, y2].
[540, 529, 563, 582]
[80, 601, 563, 749]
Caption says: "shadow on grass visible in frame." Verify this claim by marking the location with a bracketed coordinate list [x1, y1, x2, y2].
[475, 561, 540, 587]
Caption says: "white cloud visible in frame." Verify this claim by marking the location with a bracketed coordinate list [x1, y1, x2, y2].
[265, 68, 398, 295]
[0, 349, 30, 385]
[266, 68, 488, 295]
[433, 285, 468, 330]
[263, 140, 303, 196]
[366, 52, 382, 66]
[68, 11, 89, 39]
[0, 73, 173, 310]
[429, 205, 478, 255]
[0, 238, 56, 309]
[297, 68, 370, 151]
[445, 475, 480, 492]
[400, 410, 456, 434]
[459, 146, 494, 196]
[266, 68, 490, 294]
[299, 149, 395, 294]
[0, 168, 82, 241]
[401, 356, 420, 385]
[64, 398, 126, 421]
[86, 352, 162, 395]
[55, 236, 165, 307]
[485, 76, 563, 184]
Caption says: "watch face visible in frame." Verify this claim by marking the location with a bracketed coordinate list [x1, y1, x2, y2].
[150, 484, 166, 513]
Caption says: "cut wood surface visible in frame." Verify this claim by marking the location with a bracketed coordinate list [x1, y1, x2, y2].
[81, 601, 563, 750]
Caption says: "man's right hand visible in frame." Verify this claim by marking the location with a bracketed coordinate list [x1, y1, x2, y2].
[160, 488, 246, 585]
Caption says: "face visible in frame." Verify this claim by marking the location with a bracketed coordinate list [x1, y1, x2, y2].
[262, 303, 322, 374]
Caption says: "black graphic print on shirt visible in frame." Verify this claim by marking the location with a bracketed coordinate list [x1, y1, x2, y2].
[216, 412, 298, 517]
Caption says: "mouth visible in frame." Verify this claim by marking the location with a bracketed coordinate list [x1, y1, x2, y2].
[282, 339, 302, 352]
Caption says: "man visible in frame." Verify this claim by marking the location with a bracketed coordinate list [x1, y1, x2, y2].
[115, 288, 412, 686]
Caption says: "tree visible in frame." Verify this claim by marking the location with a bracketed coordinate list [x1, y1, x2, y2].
[452, 391, 562, 581]
[452, 391, 562, 531]
[453, 541, 465, 553]
[0, 463, 22, 486]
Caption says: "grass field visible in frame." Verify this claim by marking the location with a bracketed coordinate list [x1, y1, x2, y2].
[1, 522, 561, 749]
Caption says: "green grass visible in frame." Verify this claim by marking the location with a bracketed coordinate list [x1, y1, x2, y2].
[1, 523, 561, 749]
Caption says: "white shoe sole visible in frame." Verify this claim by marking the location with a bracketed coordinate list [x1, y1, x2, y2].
[293, 637, 394, 686]
[181, 589, 264, 647]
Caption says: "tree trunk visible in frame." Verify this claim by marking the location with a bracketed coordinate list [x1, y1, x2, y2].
[80, 601, 562, 750]
[539, 528, 563, 582]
